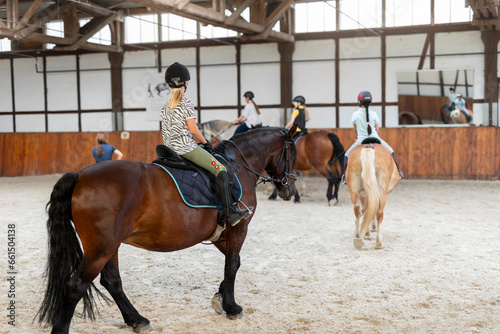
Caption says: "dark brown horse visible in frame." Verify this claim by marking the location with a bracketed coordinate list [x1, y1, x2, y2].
[269, 131, 345, 205]
[37, 127, 298, 334]
[398, 111, 423, 125]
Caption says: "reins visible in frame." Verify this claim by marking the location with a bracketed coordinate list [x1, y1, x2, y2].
[225, 133, 296, 186]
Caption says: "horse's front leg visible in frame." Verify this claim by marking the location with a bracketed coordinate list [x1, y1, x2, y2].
[268, 186, 278, 200]
[100, 251, 150, 332]
[212, 226, 247, 318]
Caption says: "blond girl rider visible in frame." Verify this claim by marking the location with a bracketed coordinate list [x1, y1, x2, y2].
[161, 62, 252, 226]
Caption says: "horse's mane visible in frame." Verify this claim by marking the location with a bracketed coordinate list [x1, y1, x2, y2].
[213, 127, 285, 155]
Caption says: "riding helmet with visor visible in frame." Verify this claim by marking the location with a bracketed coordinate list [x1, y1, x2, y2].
[357, 90, 372, 106]
[243, 91, 254, 99]
[165, 62, 190, 89]
[293, 95, 306, 104]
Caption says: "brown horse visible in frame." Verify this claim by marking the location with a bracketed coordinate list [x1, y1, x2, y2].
[346, 141, 399, 249]
[37, 127, 298, 334]
[269, 131, 345, 205]
[398, 111, 422, 125]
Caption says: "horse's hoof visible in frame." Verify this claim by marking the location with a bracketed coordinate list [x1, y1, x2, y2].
[132, 321, 151, 333]
[353, 238, 364, 249]
[375, 243, 384, 249]
[227, 312, 244, 320]
[211, 293, 223, 315]
[328, 199, 338, 206]
[294, 199, 300, 203]
[268, 196, 277, 201]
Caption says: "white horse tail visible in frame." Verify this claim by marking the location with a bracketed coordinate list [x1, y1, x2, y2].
[359, 147, 381, 236]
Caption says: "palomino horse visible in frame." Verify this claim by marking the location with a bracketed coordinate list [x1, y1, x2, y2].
[440, 103, 473, 124]
[449, 108, 473, 124]
[269, 131, 345, 205]
[398, 111, 422, 125]
[346, 141, 399, 249]
[37, 127, 298, 334]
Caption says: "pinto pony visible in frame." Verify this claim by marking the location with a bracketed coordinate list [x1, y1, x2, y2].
[346, 142, 399, 249]
[37, 127, 297, 334]
[268, 131, 345, 205]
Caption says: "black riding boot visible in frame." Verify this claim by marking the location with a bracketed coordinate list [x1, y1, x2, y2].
[341, 156, 348, 184]
[215, 171, 253, 226]
[391, 152, 403, 178]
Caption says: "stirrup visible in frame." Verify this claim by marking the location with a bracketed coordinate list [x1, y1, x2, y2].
[341, 174, 347, 184]
[227, 206, 253, 226]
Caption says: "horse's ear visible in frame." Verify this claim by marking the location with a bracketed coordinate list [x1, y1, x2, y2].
[286, 125, 298, 140]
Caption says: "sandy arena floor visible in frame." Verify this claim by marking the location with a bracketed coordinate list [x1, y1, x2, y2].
[0, 175, 499, 334]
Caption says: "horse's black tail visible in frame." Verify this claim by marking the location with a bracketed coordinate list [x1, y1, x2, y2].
[327, 132, 346, 174]
[37, 172, 104, 327]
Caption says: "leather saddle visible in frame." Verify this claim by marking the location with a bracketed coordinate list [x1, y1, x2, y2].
[361, 137, 382, 145]
[152, 144, 238, 200]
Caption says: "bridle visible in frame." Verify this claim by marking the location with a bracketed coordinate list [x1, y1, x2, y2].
[226, 131, 297, 189]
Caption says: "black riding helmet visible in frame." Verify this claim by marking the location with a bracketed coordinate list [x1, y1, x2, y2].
[293, 95, 306, 105]
[357, 90, 372, 106]
[243, 91, 254, 99]
[165, 62, 190, 89]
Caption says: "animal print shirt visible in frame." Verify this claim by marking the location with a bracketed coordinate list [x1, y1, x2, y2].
[161, 97, 199, 155]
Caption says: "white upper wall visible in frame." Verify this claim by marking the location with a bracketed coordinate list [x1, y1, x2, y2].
[339, 36, 381, 103]
[240, 43, 281, 106]
[293, 40, 335, 104]
[0, 29, 495, 132]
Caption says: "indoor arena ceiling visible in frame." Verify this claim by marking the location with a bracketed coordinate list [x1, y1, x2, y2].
[0, 0, 498, 53]
[0, 0, 294, 53]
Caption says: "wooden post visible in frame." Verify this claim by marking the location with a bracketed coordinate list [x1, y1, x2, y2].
[108, 52, 124, 131]
[278, 42, 294, 127]
[481, 30, 500, 126]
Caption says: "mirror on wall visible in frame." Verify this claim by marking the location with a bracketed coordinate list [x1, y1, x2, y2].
[397, 69, 474, 125]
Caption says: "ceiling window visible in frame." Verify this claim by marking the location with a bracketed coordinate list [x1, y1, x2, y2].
[125, 14, 158, 44]
[0, 38, 11, 52]
[434, 0, 472, 24]
[295, 1, 336, 33]
[386, 0, 431, 27]
[339, 0, 382, 30]
[161, 13, 197, 41]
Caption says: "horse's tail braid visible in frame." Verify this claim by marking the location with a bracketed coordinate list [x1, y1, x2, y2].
[359, 148, 381, 236]
[37, 172, 104, 327]
[327, 132, 345, 173]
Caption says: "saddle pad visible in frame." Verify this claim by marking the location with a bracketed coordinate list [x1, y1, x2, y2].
[153, 163, 242, 209]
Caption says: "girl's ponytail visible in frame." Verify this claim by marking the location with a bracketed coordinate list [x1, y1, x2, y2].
[365, 106, 372, 135]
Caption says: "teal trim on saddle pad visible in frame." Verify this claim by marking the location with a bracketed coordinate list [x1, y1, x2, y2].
[153, 163, 242, 209]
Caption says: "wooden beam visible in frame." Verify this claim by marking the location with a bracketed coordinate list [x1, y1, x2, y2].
[54, 13, 117, 51]
[72, 0, 121, 18]
[264, 0, 293, 27]
[225, 0, 256, 24]
[0, 20, 7, 29]
[107, 0, 127, 9]
[173, 0, 191, 10]
[126, 0, 293, 42]
[418, 33, 430, 70]
[7, 0, 19, 30]
[18, 0, 44, 27]
[13, 2, 73, 39]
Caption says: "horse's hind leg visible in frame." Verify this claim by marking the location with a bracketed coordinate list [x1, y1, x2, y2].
[375, 210, 385, 249]
[52, 257, 109, 334]
[100, 252, 150, 332]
